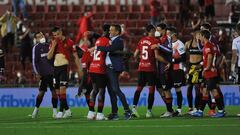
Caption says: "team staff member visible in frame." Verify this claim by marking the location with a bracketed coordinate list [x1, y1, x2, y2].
[96, 24, 132, 120]
[31, 32, 58, 118]
[47, 26, 82, 119]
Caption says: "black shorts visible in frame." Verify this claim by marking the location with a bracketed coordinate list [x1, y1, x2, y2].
[187, 63, 203, 84]
[156, 71, 173, 91]
[205, 77, 218, 91]
[172, 69, 186, 88]
[137, 71, 156, 87]
[90, 73, 107, 88]
[53, 65, 69, 89]
[39, 75, 54, 92]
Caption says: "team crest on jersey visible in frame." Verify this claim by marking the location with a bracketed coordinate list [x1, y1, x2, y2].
[96, 40, 100, 44]
[205, 48, 210, 53]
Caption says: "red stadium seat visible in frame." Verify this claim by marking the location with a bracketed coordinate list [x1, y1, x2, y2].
[128, 13, 139, 20]
[137, 21, 148, 28]
[44, 13, 56, 20]
[36, 5, 46, 13]
[93, 13, 104, 20]
[107, 5, 118, 12]
[94, 5, 106, 13]
[29, 13, 44, 20]
[48, 5, 57, 12]
[140, 12, 150, 20]
[105, 13, 116, 20]
[126, 21, 136, 28]
[56, 13, 68, 20]
[72, 5, 82, 12]
[130, 5, 141, 13]
[120, 5, 129, 12]
[69, 13, 81, 20]
[58, 5, 69, 12]
[84, 5, 93, 12]
[117, 13, 128, 20]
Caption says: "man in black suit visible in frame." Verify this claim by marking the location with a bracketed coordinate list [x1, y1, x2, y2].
[96, 24, 132, 120]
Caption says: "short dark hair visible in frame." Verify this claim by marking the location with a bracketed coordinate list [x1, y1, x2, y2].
[111, 24, 122, 34]
[201, 23, 212, 30]
[200, 30, 211, 39]
[236, 23, 240, 35]
[156, 23, 167, 30]
[34, 31, 42, 38]
[51, 26, 61, 33]
[167, 26, 178, 35]
[146, 24, 155, 32]
[102, 24, 110, 33]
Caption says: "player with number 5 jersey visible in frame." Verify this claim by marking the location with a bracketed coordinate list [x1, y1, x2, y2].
[132, 24, 169, 118]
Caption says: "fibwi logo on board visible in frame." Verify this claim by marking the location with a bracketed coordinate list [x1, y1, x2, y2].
[0, 92, 240, 107]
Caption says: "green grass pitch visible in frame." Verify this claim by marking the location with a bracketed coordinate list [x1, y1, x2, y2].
[0, 106, 239, 135]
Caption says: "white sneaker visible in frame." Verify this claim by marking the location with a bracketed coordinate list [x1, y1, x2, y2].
[52, 108, 57, 118]
[63, 109, 72, 118]
[146, 110, 153, 118]
[160, 111, 173, 118]
[87, 111, 96, 120]
[56, 112, 63, 119]
[132, 108, 140, 118]
[31, 107, 39, 118]
[176, 109, 182, 116]
[96, 113, 105, 120]
[188, 108, 197, 115]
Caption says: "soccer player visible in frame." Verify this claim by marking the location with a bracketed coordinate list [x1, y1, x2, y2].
[151, 23, 175, 118]
[200, 23, 225, 116]
[76, 31, 93, 110]
[31, 32, 58, 118]
[47, 26, 82, 118]
[168, 27, 186, 116]
[132, 24, 170, 118]
[192, 30, 225, 117]
[87, 24, 110, 120]
[185, 29, 203, 114]
[230, 23, 240, 117]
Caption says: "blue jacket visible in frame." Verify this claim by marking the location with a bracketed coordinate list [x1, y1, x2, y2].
[32, 43, 54, 76]
[97, 36, 124, 72]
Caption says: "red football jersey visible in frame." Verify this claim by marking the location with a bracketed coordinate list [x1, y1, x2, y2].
[89, 37, 110, 74]
[49, 38, 76, 62]
[79, 44, 93, 70]
[136, 36, 158, 72]
[203, 41, 218, 79]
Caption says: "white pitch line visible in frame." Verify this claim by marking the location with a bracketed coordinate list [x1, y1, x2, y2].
[0, 124, 239, 129]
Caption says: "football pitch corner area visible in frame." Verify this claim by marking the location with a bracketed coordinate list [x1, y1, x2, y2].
[0, 107, 239, 135]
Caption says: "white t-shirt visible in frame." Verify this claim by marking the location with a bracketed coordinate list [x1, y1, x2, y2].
[232, 36, 240, 66]
[172, 39, 185, 70]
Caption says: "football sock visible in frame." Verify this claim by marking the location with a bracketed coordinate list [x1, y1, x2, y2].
[133, 86, 143, 106]
[148, 86, 155, 110]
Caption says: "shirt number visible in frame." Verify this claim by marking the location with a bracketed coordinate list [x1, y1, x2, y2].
[142, 46, 149, 60]
[93, 50, 101, 61]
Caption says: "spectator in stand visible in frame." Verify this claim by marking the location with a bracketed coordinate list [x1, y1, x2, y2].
[198, 0, 205, 13]
[204, 0, 215, 21]
[12, 0, 28, 20]
[0, 10, 18, 53]
[75, 12, 94, 44]
[0, 48, 5, 83]
[150, 0, 161, 26]
[179, 0, 191, 27]
[17, 20, 32, 70]
[191, 12, 204, 30]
